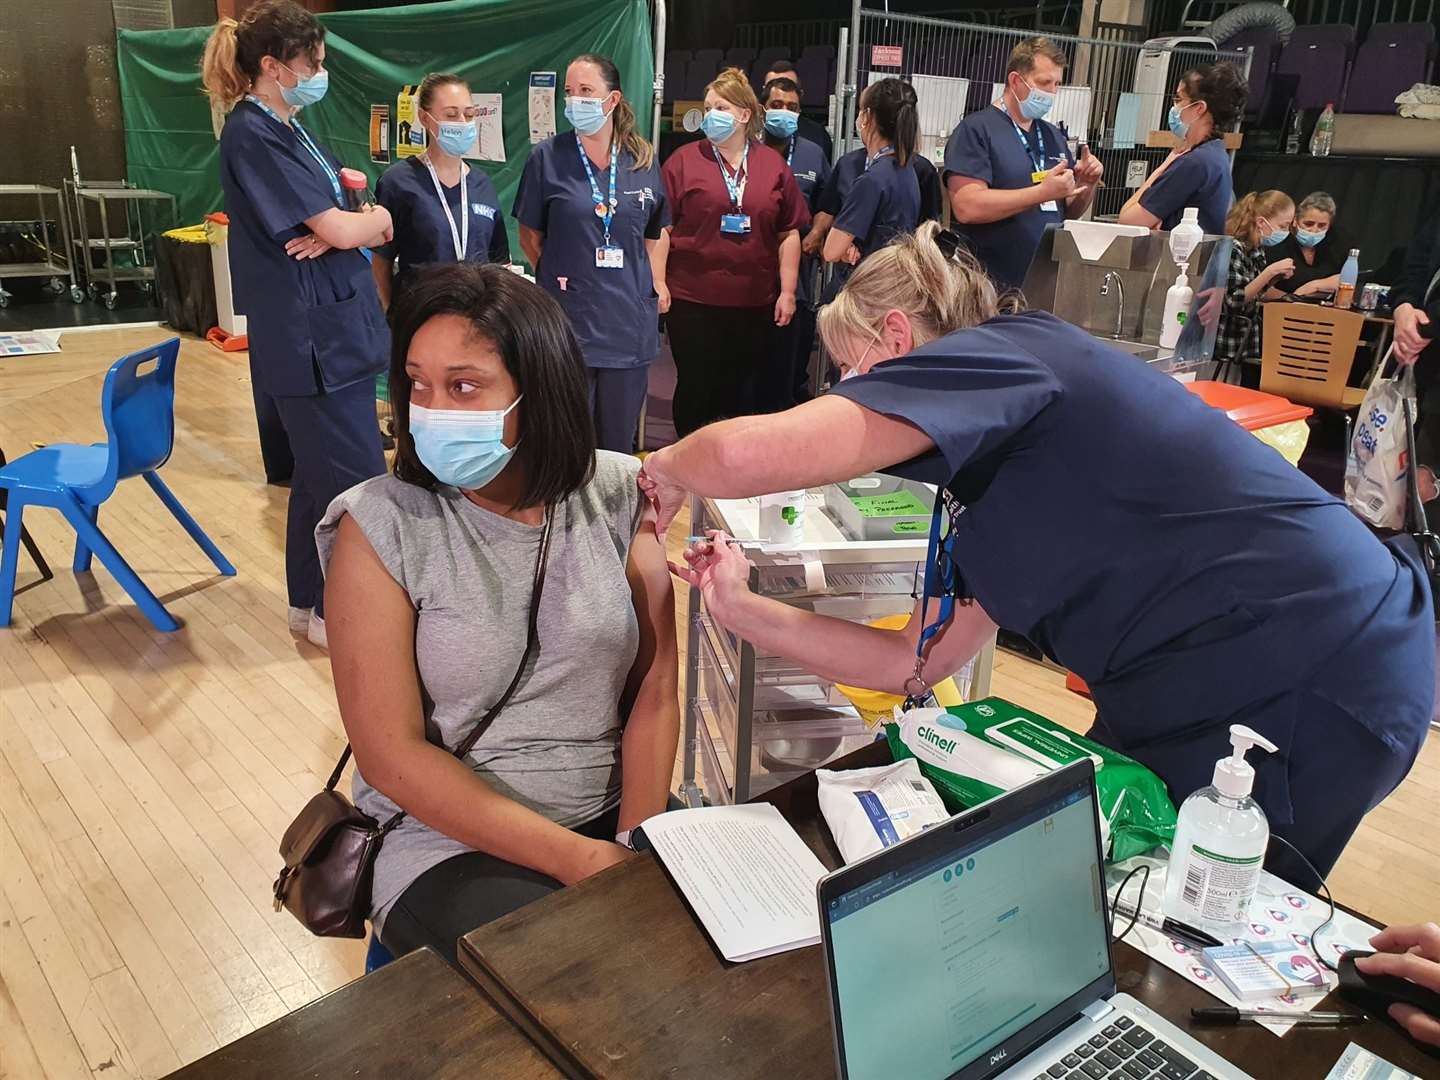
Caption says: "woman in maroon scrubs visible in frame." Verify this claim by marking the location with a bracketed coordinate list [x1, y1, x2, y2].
[660, 67, 810, 437]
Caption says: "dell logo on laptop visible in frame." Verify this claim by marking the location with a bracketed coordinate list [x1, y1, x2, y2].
[989, 1049, 1007, 1066]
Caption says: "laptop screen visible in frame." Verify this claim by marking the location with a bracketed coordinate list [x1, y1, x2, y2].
[825, 779, 1110, 1080]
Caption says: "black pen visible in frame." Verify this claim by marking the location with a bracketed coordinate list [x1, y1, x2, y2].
[1192, 1006, 1364, 1026]
[1113, 903, 1223, 949]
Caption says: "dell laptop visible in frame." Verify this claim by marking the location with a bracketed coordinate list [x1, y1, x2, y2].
[818, 760, 1252, 1080]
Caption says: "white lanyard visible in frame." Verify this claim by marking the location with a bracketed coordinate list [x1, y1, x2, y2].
[422, 154, 469, 262]
[865, 145, 895, 171]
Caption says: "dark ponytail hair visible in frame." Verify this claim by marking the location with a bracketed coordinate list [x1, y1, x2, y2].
[1178, 62, 1249, 132]
[201, 0, 324, 108]
[860, 77, 918, 167]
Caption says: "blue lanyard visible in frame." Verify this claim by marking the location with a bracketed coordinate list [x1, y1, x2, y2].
[1007, 113, 1046, 173]
[907, 494, 966, 704]
[713, 141, 749, 211]
[247, 95, 343, 208]
[785, 137, 796, 168]
[864, 145, 895, 171]
[576, 135, 618, 247]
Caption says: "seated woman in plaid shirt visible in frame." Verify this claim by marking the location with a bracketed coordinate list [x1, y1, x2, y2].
[1215, 190, 1296, 388]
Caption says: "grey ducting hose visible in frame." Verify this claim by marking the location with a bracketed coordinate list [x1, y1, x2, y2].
[1208, 1, 1297, 45]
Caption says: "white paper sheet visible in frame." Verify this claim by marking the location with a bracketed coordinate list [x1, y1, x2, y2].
[643, 803, 828, 962]
[528, 71, 556, 144]
[0, 330, 61, 356]
[461, 93, 505, 163]
[1107, 854, 1381, 1036]
[1325, 1043, 1421, 1080]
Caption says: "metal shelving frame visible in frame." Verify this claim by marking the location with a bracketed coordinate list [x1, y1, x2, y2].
[680, 491, 996, 808]
[0, 184, 81, 307]
[64, 179, 175, 310]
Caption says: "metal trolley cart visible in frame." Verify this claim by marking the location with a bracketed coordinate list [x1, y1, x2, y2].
[65, 178, 175, 310]
[680, 487, 995, 807]
[0, 184, 81, 307]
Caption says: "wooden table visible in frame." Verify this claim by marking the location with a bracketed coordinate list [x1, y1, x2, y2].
[460, 743, 1440, 1080]
[165, 946, 560, 1079]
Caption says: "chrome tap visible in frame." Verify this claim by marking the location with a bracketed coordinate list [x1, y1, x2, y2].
[1099, 271, 1125, 340]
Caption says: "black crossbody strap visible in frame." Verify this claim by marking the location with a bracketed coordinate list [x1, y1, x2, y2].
[321, 507, 557, 840]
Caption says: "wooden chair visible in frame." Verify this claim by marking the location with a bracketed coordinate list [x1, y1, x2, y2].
[1259, 302, 1366, 411]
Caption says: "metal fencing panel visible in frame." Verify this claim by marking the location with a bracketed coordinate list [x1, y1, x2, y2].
[841, 9, 1250, 220]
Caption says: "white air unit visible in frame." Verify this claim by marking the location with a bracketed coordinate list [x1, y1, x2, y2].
[1132, 36, 1218, 137]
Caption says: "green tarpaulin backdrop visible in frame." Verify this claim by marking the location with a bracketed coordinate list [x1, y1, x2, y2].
[117, 0, 655, 260]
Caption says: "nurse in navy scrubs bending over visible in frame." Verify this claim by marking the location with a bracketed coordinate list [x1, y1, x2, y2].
[203, 0, 390, 647]
[640, 222, 1433, 883]
[372, 72, 510, 309]
[513, 54, 669, 453]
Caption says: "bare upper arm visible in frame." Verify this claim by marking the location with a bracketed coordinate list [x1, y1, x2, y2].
[324, 513, 426, 778]
[622, 500, 678, 703]
[1116, 203, 1160, 229]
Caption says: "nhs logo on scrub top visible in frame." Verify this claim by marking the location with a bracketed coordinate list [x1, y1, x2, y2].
[627, 187, 656, 210]
[472, 203, 497, 219]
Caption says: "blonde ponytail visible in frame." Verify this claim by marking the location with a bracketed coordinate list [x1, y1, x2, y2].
[1226, 189, 1292, 246]
[201, 18, 247, 108]
[819, 221, 1017, 354]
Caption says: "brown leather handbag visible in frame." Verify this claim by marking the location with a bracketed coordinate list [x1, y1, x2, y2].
[272, 510, 554, 937]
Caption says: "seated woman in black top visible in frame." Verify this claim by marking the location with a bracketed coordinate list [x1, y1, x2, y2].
[1266, 191, 1346, 298]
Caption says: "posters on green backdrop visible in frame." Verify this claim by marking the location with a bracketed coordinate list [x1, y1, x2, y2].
[116, 0, 655, 262]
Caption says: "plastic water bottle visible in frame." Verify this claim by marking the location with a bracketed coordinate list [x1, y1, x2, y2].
[1336, 248, 1360, 309]
[1309, 104, 1335, 156]
[1284, 108, 1304, 154]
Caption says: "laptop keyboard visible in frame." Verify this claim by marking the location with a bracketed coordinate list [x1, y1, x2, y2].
[1032, 1016, 1220, 1080]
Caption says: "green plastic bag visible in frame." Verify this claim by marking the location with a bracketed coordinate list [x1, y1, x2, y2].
[886, 697, 1177, 863]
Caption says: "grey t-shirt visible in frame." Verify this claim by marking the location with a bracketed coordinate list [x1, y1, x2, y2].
[315, 451, 643, 930]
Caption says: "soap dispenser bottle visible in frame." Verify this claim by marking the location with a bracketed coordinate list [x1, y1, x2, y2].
[1163, 724, 1278, 935]
[1159, 208, 1203, 349]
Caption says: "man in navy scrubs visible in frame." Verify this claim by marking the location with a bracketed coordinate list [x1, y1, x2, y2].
[760, 75, 830, 410]
[944, 36, 1103, 289]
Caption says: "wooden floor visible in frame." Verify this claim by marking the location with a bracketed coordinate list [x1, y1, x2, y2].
[1, 329, 1436, 1079]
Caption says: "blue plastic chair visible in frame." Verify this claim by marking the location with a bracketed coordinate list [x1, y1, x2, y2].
[364, 933, 395, 973]
[0, 338, 235, 632]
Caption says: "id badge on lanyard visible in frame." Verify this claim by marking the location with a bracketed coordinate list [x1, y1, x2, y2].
[716, 143, 751, 235]
[1009, 113, 1060, 213]
[578, 136, 624, 270]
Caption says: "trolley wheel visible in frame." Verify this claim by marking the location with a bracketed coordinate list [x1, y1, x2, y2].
[70, 285, 85, 304]
[46, 277, 65, 294]
[104, 293, 118, 310]
[87, 282, 100, 300]
[142, 281, 155, 297]
[0, 294, 9, 309]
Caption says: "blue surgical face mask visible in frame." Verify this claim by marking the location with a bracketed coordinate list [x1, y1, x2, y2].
[409, 398, 521, 490]
[1261, 229, 1290, 248]
[1017, 77, 1055, 121]
[279, 63, 328, 108]
[1168, 101, 1196, 140]
[702, 108, 737, 143]
[764, 109, 799, 138]
[433, 120, 476, 156]
[564, 96, 611, 136]
[1295, 228, 1327, 248]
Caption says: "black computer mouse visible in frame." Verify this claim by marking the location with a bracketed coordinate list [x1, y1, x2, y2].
[1337, 950, 1440, 1017]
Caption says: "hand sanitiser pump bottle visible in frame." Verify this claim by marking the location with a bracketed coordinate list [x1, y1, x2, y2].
[1159, 208, 1203, 349]
[1163, 724, 1278, 934]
